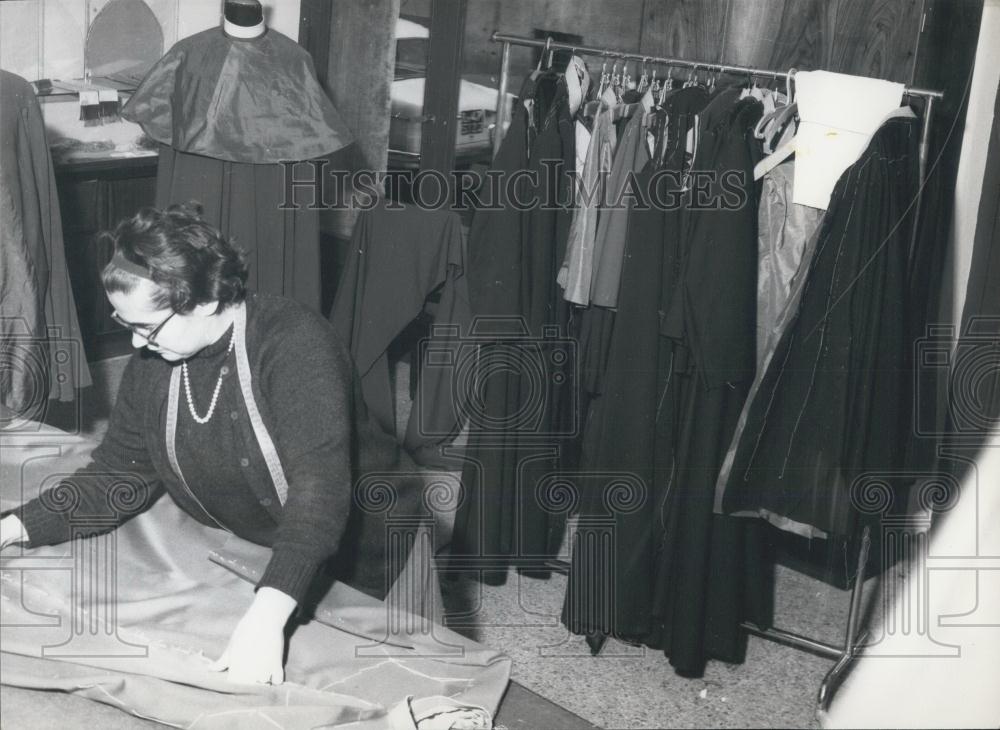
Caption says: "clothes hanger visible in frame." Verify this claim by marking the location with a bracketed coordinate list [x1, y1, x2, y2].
[573, 54, 591, 104]
[655, 65, 670, 107]
[523, 38, 556, 135]
[753, 68, 799, 180]
[754, 69, 798, 147]
[529, 37, 551, 81]
[637, 57, 649, 93]
[565, 54, 587, 116]
[580, 55, 609, 119]
[612, 70, 650, 122]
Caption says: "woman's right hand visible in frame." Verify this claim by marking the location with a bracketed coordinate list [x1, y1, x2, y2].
[0, 514, 28, 551]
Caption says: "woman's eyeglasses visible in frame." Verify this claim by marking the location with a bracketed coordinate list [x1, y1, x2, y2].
[111, 310, 178, 347]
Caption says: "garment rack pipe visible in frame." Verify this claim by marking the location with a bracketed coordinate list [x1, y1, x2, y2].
[488, 30, 935, 715]
[489, 31, 942, 188]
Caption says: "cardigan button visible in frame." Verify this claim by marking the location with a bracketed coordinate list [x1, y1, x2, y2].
[230, 410, 239, 420]
[240, 457, 250, 467]
[260, 497, 272, 506]
[220, 365, 230, 376]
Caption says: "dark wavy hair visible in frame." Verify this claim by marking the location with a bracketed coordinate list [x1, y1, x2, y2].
[101, 203, 248, 314]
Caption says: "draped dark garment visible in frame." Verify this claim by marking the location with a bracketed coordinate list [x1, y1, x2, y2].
[1, 70, 91, 425]
[717, 116, 920, 538]
[328, 202, 472, 462]
[123, 28, 354, 314]
[154, 146, 324, 312]
[452, 73, 576, 583]
[564, 86, 707, 640]
[565, 87, 774, 677]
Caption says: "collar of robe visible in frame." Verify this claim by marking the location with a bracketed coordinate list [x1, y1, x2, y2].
[222, 18, 266, 39]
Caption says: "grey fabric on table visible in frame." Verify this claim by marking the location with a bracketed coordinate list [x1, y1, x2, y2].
[1, 423, 510, 729]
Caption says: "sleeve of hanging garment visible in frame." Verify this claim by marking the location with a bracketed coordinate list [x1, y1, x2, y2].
[12, 355, 166, 547]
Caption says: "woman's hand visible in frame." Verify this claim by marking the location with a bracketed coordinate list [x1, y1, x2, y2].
[0, 515, 28, 551]
[209, 587, 297, 684]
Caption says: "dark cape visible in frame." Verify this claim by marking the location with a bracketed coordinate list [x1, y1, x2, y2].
[1, 69, 92, 424]
[122, 28, 354, 313]
[121, 27, 352, 164]
[716, 115, 920, 539]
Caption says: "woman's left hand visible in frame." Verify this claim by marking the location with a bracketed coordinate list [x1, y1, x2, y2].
[209, 587, 297, 684]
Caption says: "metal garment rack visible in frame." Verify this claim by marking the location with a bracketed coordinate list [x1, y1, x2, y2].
[490, 31, 943, 187]
[488, 31, 944, 713]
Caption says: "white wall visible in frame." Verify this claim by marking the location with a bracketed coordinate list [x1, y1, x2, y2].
[950, 0, 1000, 331]
[0, 0, 301, 83]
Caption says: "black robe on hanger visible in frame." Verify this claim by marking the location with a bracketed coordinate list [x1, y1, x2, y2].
[452, 73, 576, 583]
[565, 86, 774, 677]
[564, 85, 707, 642]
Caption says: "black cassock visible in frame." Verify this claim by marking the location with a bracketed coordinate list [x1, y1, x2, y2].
[122, 27, 354, 313]
[452, 72, 577, 583]
[565, 87, 774, 677]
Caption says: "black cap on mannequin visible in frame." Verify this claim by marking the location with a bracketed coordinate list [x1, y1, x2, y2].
[223, 0, 265, 38]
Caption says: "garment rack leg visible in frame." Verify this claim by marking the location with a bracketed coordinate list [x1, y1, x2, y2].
[816, 524, 872, 711]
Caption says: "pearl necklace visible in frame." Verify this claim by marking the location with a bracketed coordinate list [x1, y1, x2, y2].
[181, 330, 236, 425]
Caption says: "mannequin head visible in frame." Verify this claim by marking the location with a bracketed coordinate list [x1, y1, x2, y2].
[223, 0, 265, 38]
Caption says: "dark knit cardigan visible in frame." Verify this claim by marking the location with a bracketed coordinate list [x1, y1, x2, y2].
[16, 294, 423, 603]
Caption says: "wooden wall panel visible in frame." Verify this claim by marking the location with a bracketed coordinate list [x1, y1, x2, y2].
[825, 0, 922, 79]
[638, 0, 921, 83]
[638, 0, 730, 66]
[300, 0, 400, 238]
[462, 0, 646, 88]
[721, 0, 827, 74]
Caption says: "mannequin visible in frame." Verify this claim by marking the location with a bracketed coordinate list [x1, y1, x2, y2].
[122, 0, 353, 313]
[223, 0, 265, 39]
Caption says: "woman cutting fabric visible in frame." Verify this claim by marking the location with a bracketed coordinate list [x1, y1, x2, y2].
[0, 203, 427, 686]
